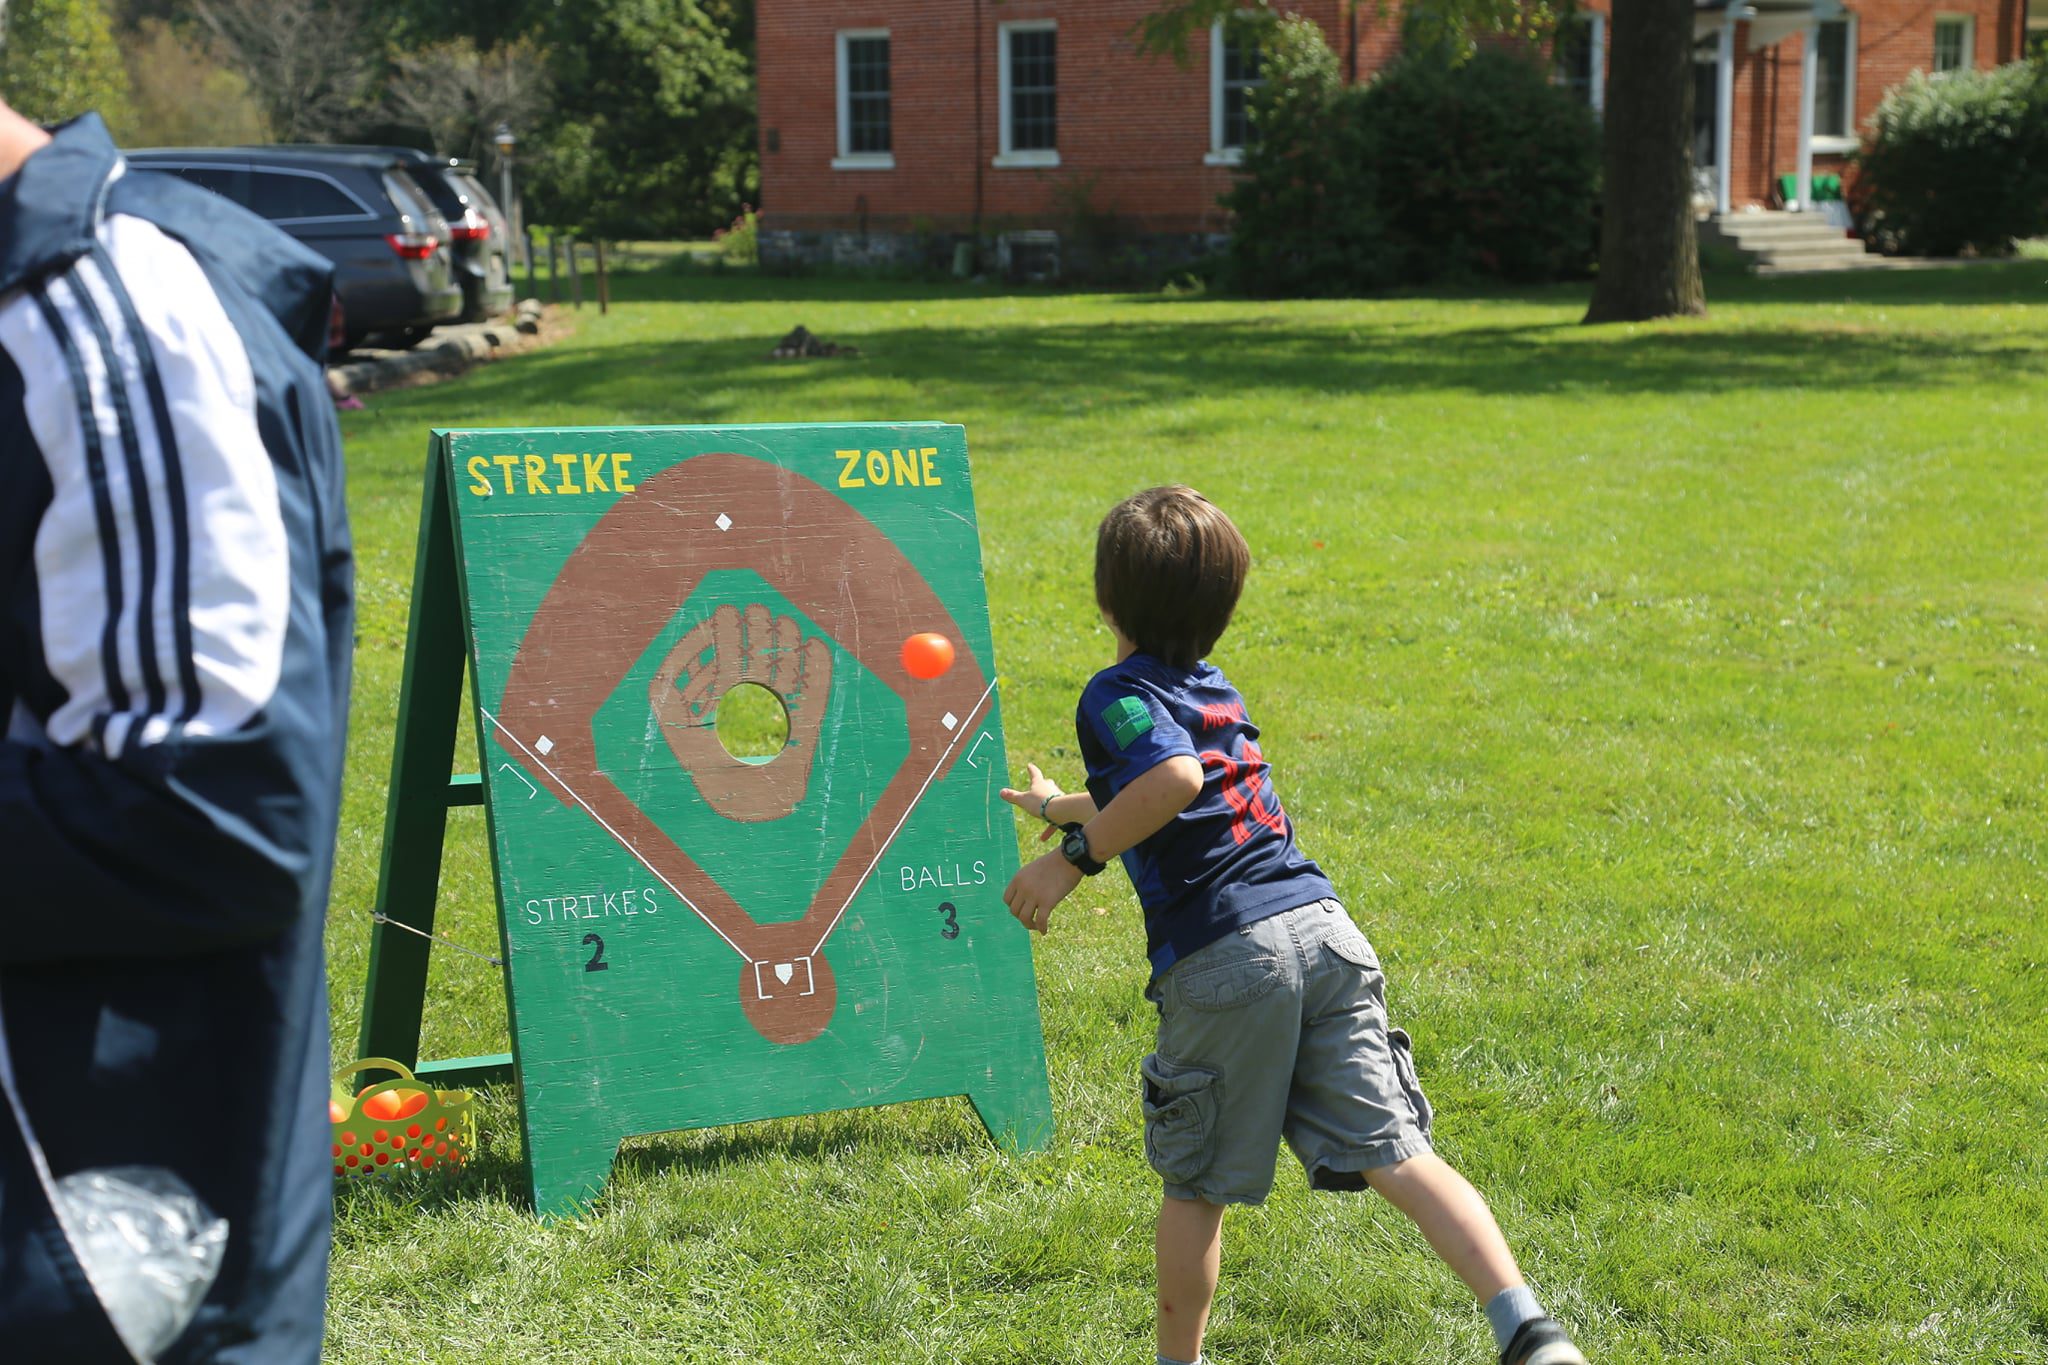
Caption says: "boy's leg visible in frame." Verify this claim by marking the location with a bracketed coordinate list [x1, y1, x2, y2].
[1362, 1151, 1521, 1301]
[1156, 1193, 1225, 1365]
[1284, 905, 1585, 1361]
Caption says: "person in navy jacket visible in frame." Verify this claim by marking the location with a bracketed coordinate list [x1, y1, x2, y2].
[0, 104, 350, 1363]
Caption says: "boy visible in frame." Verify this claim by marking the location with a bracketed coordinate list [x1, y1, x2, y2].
[999, 487, 1584, 1365]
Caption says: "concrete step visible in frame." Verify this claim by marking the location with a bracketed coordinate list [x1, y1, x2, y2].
[1714, 223, 1852, 246]
[1743, 239, 1870, 261]
[1709, 216, 1849, 242]
[1754, 256, 1897, 273]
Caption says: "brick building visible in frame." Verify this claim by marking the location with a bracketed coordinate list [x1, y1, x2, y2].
[755, 0, 2034, 272]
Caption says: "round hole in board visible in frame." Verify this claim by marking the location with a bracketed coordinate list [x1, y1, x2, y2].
[715, 682, 790, 764]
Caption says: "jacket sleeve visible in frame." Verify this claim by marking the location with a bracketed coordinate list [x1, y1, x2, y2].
[0, 202, 349, 964]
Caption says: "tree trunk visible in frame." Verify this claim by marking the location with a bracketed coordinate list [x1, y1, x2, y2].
[1585, 0, 1708, 322]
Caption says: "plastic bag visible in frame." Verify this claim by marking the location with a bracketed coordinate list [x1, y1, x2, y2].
[53, 1166, 228, 1362]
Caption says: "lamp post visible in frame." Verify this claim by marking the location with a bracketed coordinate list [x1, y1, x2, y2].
[492, 121, 521, 269]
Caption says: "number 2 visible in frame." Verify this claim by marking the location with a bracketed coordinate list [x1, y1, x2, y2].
[583, 933, 609, 971]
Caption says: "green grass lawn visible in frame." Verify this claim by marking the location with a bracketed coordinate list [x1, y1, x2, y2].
[325, 260, 2048, 1364]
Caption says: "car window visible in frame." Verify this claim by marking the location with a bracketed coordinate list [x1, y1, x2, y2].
[154, 164, 247, 203]
[246, 170, 367, 222]
[381, 170, 445, 235]
[453, 172, 502, 218]
[411, 170, 466, 219]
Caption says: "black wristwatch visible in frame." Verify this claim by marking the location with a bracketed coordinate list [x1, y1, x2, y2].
[1058, 822, 1106, 876]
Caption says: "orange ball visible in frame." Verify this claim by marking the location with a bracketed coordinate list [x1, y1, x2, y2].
[394, 1090, 429, 1119]
[901, 632, 954, 681]
[359, 1089, 402, 1122]
[328, 1100, 347, 1125]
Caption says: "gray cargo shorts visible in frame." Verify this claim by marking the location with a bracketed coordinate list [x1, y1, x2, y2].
[1140, 898, 1434, 1206]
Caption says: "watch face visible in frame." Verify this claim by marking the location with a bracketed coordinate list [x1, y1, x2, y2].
[1061, 827, 1097, 871]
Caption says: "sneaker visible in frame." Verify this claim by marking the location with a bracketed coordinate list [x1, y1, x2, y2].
[1500, 1316, 1586, 1365]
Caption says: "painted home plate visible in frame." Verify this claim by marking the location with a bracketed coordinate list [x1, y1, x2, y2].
[440, 422, 1053, 1214]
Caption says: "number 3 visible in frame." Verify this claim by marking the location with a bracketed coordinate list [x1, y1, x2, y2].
[936, 902, 960, 940]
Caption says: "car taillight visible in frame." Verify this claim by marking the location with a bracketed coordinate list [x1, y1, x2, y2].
[385, 233, 439, 260]
[448, 209, 490, 243]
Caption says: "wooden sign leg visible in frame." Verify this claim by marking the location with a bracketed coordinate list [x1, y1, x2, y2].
[359, 446, 483, 1072]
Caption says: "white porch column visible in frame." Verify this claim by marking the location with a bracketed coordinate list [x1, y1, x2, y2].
[1796, 21, 1819, 210]
[1716, 17, 1737, 214]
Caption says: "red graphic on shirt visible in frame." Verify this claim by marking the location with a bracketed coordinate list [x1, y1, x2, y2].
[1196, 701, 1247, 730]
[1198, 740, 1287, 845]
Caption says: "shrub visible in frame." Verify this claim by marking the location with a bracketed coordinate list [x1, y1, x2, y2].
[713, 205, 758, 266]
[1225, 20, 1599, 295]
[1223, 18, 1396, 295]
[1856, 63, 2048, 256]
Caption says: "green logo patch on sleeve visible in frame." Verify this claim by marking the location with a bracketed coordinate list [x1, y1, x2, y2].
[1100, 695, 1155, 750]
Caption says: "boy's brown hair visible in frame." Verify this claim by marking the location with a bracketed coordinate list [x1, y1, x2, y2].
[1095, 486, 1249, 668]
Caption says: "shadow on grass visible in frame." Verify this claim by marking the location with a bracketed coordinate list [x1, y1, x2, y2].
[330, 1090, 989, 1216]
[367, 294, 2048, 445]
[611, 1096, 989, 1185]
[550, 256, 2044, 312]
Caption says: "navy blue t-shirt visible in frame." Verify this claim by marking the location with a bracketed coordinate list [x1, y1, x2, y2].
[1076, 654, 1335, 980]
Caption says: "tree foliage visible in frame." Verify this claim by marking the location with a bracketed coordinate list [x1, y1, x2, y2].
[0, 0, 132, 127]
[1143, 0, 1709, 322]
[113, 15, 266, 146]
[1224, 16, 1596, 294]
[1134, 0, 1572, 68]
[1856, 62, 2048, 256]
[188, 0, 373, 142]
[523, 0, 756, 238]
[380, 36, 550, 163]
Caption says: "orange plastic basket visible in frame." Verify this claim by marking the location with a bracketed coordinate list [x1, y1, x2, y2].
[331, 1058, 475, 1179]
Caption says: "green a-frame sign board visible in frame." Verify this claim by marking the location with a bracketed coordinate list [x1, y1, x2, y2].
[359, 424, 1053, 1215]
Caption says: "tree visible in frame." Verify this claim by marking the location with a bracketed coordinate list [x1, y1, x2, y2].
[525, 0, 756, 239]
[1582, 0, 1704, 321]
[188, 0, 374, 142]
[380, 36, 552, 163]
[112, 17, 268, 147]
[0, 0, 132, 127]
[1139, 0, 1706, 323]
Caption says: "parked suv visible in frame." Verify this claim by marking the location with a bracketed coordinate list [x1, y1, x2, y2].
[124, 146, 463, 349]
[268, 145, 515, 323]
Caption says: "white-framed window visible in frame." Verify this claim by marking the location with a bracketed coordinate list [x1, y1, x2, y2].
[1207, 18, 1265, 164]
[1812, 14, 1858, 153]
[996, 20, 1058, 168]
[1932, 15, 1974, 74]
[1553, 12, 1606, 115]
[834, 29, 894, 170]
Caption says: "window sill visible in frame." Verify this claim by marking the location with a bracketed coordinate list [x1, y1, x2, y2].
[1204, 148, 1246, 166]
[832, 154, 896, 171]
[1810, 136, 1858, 155]
[993, 150, 1060, 169]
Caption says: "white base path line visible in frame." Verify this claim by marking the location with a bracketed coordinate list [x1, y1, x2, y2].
[480, 707, 753, 963]
[809, 675, 999, 957]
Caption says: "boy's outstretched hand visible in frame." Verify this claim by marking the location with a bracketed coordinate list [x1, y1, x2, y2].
[1004, 850, 1082, 934]
[998, 762, 1064, 843]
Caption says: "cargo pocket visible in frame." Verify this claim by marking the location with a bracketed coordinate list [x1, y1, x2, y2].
[1320, 922, 1381, 975]
[1386, 1027, 1435, 1137]
[1171, 946, 1284, 1012]
[1139, 1053, 1221, 1185]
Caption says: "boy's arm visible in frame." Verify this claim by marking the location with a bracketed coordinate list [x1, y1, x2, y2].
[1002, 755, 1203, 934]
[999, 762, 1098, 840]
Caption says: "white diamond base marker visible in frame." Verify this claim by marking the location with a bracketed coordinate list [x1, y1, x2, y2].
[535, 734, 555, 756]
[715, 512, 733, 532]
[941, 712, 958, 731]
